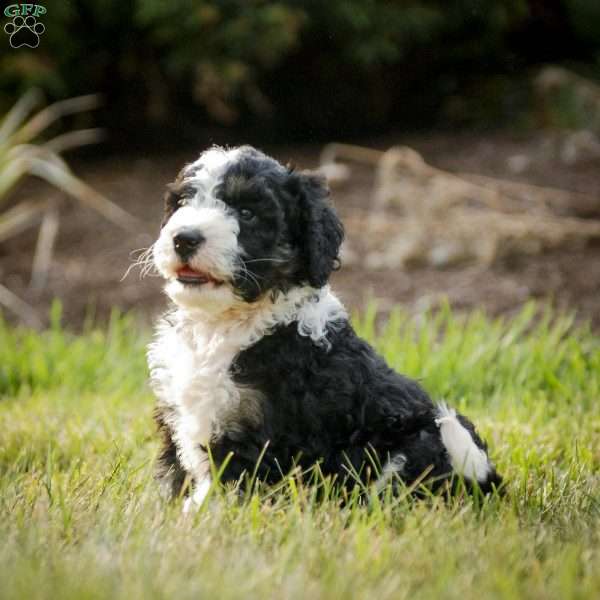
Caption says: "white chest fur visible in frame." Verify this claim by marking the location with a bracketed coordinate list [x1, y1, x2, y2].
[147, 286, 347, 481]
[148, 316, 247, 476]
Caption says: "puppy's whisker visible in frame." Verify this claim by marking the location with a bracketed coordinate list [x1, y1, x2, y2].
[236, 263, 263, 292]
[239, 271, 262, 292]
[244, 257, 288, 264]
[120, 264, 137, 282]
[121, 245, 158, 281]
[129, 246, 151, 258]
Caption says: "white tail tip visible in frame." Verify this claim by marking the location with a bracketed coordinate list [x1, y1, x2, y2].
[435, 403, 491, 483]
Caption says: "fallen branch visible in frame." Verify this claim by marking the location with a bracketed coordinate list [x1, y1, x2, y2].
[320, 142, 600, 268]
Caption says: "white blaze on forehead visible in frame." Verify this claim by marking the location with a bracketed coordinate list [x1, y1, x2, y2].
[182, 146, 242, 208]
[186, 146, 241, 175]
[164, 205, 239, 238]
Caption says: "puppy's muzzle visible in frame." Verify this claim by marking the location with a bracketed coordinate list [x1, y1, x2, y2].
[173, 228, 205, 261]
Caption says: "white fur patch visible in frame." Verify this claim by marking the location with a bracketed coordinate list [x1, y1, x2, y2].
[435, 403, 491, 482]
[185, 146, 240, 182]
[297, 288, 347, 348]
[182, 476, 211, 514]
[374, 453, 407, 492]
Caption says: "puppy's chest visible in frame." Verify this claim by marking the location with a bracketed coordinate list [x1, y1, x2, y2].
[154, 324, 261, 453]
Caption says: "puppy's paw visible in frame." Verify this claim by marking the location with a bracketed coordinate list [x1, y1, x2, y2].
[181, 477, 212, 515]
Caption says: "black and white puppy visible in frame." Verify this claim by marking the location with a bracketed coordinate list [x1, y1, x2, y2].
[148, 145, 501, 511]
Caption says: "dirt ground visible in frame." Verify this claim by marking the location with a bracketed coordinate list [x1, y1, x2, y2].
[2, 130, 600, 329]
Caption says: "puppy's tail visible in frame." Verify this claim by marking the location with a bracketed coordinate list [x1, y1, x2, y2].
[435, 402, 502, 493]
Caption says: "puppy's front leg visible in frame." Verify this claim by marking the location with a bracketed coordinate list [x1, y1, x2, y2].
[182, 475, 212, 514]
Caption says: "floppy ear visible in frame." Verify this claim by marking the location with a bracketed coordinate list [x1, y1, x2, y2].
[290, 171, 344, 288]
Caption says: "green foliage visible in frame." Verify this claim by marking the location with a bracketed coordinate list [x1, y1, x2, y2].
[1, 1, 307, 124]
[0, 303, 148, 397]
[355, 301, 600, 411]
[1, 303, 600, 598]
[1, 0, 577, 133]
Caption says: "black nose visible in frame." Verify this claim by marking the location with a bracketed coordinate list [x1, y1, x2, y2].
[173, 229, 205, 260]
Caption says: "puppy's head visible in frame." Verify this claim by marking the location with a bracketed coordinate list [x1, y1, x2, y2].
[153, 145, 343, 312]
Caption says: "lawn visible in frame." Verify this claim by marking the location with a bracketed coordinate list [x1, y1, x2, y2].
[1, 302, 599, 600]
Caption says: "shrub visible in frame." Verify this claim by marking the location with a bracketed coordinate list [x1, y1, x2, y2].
[2, 1, 599, 136]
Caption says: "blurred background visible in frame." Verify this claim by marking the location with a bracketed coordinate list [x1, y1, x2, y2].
[1, 0, 600, 328]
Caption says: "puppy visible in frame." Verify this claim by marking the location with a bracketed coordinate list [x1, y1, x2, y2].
[148, 145, 501, 511]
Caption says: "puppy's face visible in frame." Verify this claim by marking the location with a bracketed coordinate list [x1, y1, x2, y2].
[153, 146, 343, 313]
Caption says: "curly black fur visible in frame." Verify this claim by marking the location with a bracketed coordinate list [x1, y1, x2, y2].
[212, 321, 501, 495]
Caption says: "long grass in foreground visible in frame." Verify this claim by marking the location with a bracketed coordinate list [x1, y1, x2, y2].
[1, 303, 599, 600]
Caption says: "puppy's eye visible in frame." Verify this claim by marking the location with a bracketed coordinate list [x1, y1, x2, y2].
[239, 208, 255, 221]
[176, 187, 196, 206]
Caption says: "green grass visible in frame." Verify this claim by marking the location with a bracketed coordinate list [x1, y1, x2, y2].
[1, 302, 600, 600]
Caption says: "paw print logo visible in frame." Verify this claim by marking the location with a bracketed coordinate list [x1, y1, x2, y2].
[4, 15, 45, 48]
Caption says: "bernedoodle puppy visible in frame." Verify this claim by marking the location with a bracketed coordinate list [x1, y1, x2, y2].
[147, 145, 502, 511]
